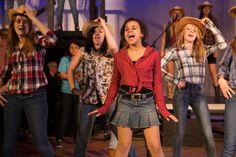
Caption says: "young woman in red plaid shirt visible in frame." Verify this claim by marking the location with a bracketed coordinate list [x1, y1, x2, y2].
[89, 18, 178, 157]
[0, 5, 57, 157]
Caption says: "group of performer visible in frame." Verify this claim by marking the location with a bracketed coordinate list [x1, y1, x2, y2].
[0, 1, 236, 157]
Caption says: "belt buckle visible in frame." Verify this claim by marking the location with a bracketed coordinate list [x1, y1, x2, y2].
[131, 93, 142, 99]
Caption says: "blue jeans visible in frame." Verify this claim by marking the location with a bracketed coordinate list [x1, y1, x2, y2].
[74, 102, 97, 157]
[221, 94, 236, 157]
[4, 0, 25, 26]
[2, 88, 54, 157]
[57, 0, 78, 27]
[172, 83, 216, 157]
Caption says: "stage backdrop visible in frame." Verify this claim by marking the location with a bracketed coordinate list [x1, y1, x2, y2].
[1, 0, 235, 96]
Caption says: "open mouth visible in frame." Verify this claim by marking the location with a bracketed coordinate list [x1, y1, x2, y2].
[128, 34, 135, 39]
[18, 27, 25, 31]
[188, 34, 193, 38]
[94, 36, 101, 40]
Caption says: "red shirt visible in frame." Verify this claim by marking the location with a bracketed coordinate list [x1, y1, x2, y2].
[98, 46, 171, 119]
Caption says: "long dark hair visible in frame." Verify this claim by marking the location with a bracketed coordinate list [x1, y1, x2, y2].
[120, 17, 148, 48]
[64, 39, 80, 58]
[7, 14, 36, 57]
[84, 26, 108, 55]
[199, 7, 218, 26]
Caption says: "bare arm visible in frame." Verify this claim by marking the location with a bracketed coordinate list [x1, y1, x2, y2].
[24, 7, 50, 35]
[160, 24, 166, 58]
[96, 17, 118, 55]
[59, 72, 68, 80]
[68, 49, 83, 90]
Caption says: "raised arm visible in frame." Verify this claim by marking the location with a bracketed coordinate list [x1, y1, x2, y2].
[24, 7, 57, 47]
[24, 7, 49, 35]
[202, 18, 227, 55]
[96, 17, 118, 55]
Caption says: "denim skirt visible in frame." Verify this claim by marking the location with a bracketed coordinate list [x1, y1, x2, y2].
[111, 95, 161, 128]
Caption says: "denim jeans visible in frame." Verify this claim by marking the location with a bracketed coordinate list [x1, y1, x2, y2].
[56, 92, 78, 140]
[4, 0, 25, 26]
[172, 83, 216, 157]
[57, 0, 78, 27]
[2, 88, 54, 157]
[221, 94, 236, 157]
[107, 99, 137, 157]
[73, 102, 97, 157]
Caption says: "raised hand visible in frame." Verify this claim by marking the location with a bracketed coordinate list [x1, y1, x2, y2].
[200, 17, 209, 25]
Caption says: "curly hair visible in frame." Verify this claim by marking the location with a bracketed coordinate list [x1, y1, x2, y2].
[120, 17, 148, 48]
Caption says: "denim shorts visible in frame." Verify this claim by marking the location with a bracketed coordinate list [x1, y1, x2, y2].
[111, 95, 161, 128]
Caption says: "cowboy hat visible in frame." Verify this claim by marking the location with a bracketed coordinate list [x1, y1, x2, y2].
[82, 21, 113, 38]
[8, 5, 37, 20]
[169, 6, 185, 17]
[198, 1, 213, 10]
[228, 6, 236, 18]
[175, 17, 206, 37]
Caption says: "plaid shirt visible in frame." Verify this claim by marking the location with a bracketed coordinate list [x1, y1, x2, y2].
[0, 31, 57, 94]
[218, 45, 236, 88]
[203, 18, 218, 45]
[161, 20, 227, 85]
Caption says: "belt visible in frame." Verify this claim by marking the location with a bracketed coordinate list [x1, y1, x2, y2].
[119, 89, 153, 100]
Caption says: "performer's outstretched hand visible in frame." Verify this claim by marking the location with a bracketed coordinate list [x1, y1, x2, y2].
[88, 109, 101, 117]
[166, 114, 178, 122]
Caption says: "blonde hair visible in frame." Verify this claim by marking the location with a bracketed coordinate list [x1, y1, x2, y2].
[230, 36, 236, 55]
[175, 24, 206, 63]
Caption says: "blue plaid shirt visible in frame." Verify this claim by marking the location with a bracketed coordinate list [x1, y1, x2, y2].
[161, 20, 227, 85]
[218, 45, 236, 88]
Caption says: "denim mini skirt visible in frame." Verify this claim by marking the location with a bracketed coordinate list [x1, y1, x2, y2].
[111, 95, 161, 128]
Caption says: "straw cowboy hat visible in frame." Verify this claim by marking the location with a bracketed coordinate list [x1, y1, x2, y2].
[198, 1, 213, 10]
[175, 17, 206, 37]
[8, 5, 37, 20]
[169, 6, 185, 17]
[228, 5, 236, 18]
[82, 21, 113, 38]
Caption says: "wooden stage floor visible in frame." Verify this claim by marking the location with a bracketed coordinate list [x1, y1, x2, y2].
[0, 97, 231, 157]
[0, 124, 231, 157]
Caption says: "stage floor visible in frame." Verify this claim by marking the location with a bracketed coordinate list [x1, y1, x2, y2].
[0, 96, 228, 157]
[0, 122, 228, 157]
